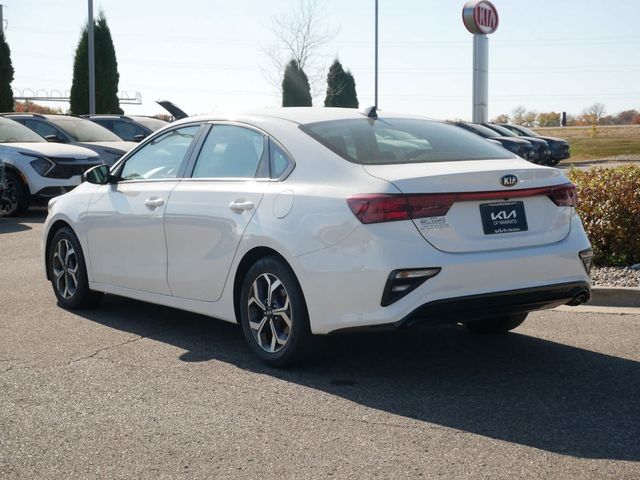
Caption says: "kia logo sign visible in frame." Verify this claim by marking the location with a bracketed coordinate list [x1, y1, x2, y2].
[463, 0, 499, 35]
[500, 174, 518, 187]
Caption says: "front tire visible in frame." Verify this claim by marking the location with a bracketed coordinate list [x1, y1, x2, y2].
[240, 256, 315, 367]
[1, 171, 29, 217]
[465, 313, 528, 334]
[48, 227, 103, 309]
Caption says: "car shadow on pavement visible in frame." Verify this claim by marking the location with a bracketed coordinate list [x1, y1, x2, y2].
[76, 294, 640, 462]
[0, 208, 47, 233]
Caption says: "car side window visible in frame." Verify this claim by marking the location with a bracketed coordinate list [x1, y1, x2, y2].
[113, 121, 146, 141]
[119, 125, 199, 181]
[192, 125, 266, 179]
[25, 119, 60, 139]
[269, 141, 293, 179]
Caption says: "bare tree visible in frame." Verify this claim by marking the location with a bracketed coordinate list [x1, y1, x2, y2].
[511, 105, 526, 125]
[582, 102, 606, 125]
[261, 0, 339, 100]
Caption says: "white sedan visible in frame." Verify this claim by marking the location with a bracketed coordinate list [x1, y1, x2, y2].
[43, 108, 592, 366]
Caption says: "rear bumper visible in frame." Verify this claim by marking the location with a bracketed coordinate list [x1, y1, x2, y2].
[398, 281, 590, 328]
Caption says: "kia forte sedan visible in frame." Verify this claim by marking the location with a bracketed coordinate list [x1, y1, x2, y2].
[43, 108, 592, 366]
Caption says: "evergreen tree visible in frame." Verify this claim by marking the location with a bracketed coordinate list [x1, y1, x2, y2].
[70, 12, 122, 114]
[324, 59, 358, 108]
[282, 60, 312, 107]
[0, 31, 14, 111]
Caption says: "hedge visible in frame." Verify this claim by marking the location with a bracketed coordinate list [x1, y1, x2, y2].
[567, 165, 640, 266]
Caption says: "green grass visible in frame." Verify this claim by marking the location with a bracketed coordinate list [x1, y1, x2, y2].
[536, 125, 640, 161]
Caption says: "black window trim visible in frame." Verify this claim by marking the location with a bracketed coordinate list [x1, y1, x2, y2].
[182, 121, 294, 182]
[111, 122, 206, 184]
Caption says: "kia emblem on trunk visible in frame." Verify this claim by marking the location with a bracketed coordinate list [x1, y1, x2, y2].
[500, 175, 518, 187]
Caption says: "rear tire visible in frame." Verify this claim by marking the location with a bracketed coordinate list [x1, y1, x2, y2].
[465, 313, 528, 334]
[48, 227, 103, 310]
[546, 158, 561, 167]
[1, 171, 29, 217]
[240, 256, 315, 367]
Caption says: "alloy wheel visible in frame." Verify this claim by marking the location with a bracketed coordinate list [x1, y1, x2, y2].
[247, 273, 292, 353]
[52, 239, 79, 299]
[0, 178, 19, 216]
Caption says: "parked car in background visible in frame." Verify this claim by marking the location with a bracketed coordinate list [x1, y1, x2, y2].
[499, 124, 571, 166]
[1, 114, 137, 166]
[0, 158, 8, 215]
[43, 108, 592, 367]
[0, 116, 101, 216]
[451, 122, 536, 162]
[83, 114, 168, 142]
[481, 123, 551, 165]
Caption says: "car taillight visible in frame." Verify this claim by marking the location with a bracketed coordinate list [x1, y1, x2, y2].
[547, 183, 577, 207]
[347, 183, 577, 224]
[347, 194, 453, 224]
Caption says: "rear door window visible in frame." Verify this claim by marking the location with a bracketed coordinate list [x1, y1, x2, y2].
[191, 125, 266, 179]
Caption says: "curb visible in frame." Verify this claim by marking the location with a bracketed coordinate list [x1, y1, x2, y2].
[589, 286, 640, 308]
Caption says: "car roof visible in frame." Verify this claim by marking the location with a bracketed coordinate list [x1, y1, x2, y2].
[2, 113, 83, 120]
[176, 107, 432, 127]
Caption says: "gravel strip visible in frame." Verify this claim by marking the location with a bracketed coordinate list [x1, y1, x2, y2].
[590, 266, 640, 287]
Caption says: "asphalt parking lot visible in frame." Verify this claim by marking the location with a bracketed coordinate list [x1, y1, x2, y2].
[1, 211, 639, 479]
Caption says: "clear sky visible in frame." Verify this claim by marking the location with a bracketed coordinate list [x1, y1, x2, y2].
[3, 0, 639, 120]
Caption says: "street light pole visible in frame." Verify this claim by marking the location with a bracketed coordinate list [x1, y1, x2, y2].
[88, 0, 96, 114]
[374, 0, 378, 108]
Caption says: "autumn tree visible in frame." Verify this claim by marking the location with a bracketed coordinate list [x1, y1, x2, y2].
[70, 11, 122, 114]
[0, 31, 14, 112]
[511, 106, 526, 125]
[616, 109, 639, 125]
[491, 113, 510, 123]
[14, 101, 63, 114]
[521, 110, 538, 127]
[324, 59, 358, 108]
[537, 112, 561, 127]
[282, 60, 312, 107]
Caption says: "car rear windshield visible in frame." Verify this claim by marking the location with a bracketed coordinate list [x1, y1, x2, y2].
[132, 117, 168, 131]
[48, 116, 123, 142]
[301, 118, 513, 164]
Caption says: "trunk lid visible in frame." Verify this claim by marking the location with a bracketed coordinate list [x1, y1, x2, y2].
[363, 159, 573, 253]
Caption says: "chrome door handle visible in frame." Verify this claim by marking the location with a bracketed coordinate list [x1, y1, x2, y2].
[229, 200, 255, 213]
[144, 197, 165, 210]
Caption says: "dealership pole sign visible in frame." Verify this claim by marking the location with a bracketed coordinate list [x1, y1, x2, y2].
[462, 0, 499, 123]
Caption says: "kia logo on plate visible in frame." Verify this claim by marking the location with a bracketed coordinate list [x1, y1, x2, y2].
[500, 175, 518, 187]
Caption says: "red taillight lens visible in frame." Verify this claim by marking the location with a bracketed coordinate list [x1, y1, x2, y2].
[346, 194, 411, 224]
[348, 182, 576, 224]
[547, 183, 577, 207]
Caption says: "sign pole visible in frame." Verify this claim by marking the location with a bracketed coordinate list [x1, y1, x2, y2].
[462, 0, 499, 123]
[88, 0, 96, 114]
[472, 34, 488, 123]
[374, 0, 378, 108]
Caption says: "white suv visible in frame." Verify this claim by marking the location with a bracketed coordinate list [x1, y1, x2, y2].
[0, 117, 101, 216]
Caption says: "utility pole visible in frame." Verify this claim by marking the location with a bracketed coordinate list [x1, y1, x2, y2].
[374, 0, 378, 108]
[88, 0, 96, 114]
[0, 4, 5, 32]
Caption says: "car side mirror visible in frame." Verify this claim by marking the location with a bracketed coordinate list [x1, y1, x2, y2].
[133, 134, 146, 142]
[84, 164, 116, 185]
[44, 134, 61, 143]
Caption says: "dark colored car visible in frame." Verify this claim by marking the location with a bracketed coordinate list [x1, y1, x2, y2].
[452, 122, 536, 162]
[482, 123, 551, 165]
[83, 114, 169, 142]
[0, 159, 9, 215]
[499, 124, 570, 166]
[1, 113, 137, 166]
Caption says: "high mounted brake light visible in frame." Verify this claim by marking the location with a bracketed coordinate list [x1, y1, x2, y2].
[347, 183, 577, 224]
